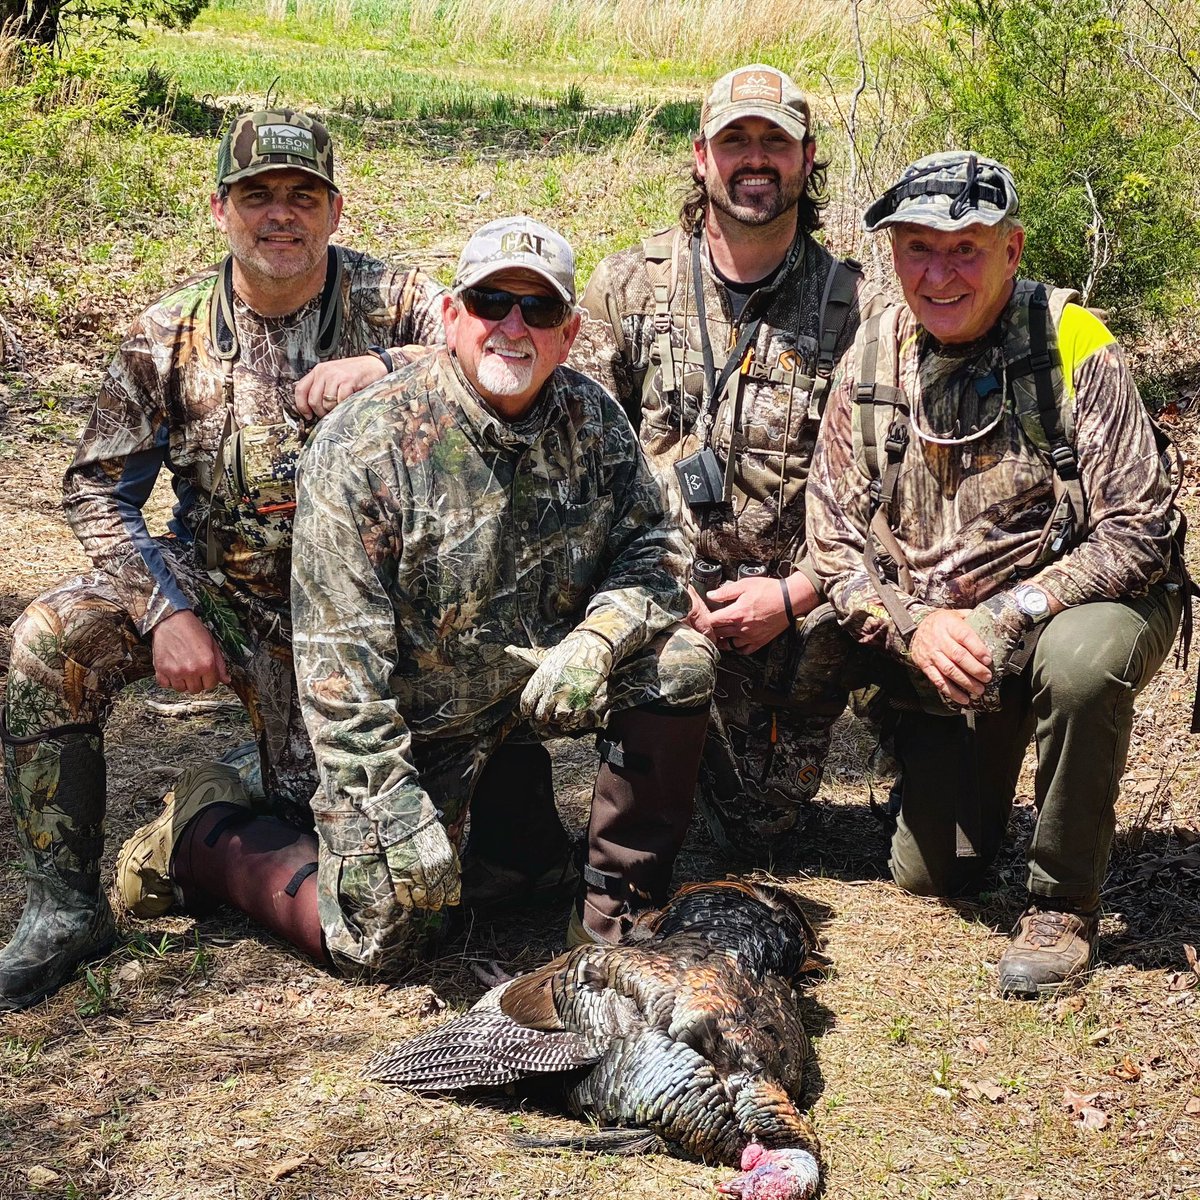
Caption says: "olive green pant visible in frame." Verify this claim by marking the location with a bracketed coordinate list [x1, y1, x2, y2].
[887, 585, 1182, 903]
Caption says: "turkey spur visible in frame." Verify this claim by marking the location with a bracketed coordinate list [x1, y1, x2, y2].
[365, 880, 827, 1200]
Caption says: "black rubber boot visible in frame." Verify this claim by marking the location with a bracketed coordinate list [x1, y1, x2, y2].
[571, 704, 709, 945]
[0, 711, 115, 1010]
[461, 741, 577, 909]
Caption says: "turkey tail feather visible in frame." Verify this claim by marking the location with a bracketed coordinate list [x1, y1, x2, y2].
[365, 1011, 598, 1091]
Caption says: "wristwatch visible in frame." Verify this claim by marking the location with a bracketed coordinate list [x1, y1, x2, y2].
[1011, 583, 1052, 624]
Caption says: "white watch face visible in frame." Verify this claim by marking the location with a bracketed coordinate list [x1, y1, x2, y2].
[1016, 586, 1050, 617]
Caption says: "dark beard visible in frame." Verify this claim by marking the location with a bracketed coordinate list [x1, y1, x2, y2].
[707, 170, 804, 227]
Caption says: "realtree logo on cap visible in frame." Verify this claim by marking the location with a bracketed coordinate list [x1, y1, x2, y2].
[256, 123, 317, 159]
[501, 230, 547, 259]
[730, 70, 783, 104]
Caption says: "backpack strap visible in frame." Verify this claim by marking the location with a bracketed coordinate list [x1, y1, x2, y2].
[854, 310, 918, 641]
[315, 245, 345, 361]
[812, 256, 864, 415]
[643, 229, 681, 401]
[1007, 283, 1087, 570]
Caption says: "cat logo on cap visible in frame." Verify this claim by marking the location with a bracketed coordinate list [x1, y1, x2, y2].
[500, 230, 547, 259]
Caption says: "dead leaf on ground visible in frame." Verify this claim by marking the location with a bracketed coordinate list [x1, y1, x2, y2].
[1063, 1086, 1111, 1130]
[1063, 1087, 1101, 1113]
[1167, 971, 1197, 992]
[1185, 1097, 1200, 1118]
[1111, 1056, 1141, 1082]
[967, 1035, 991, 1056]
[1054, 994, 1086, 1020]
[1185, 944, 1200, 977]
[269, 1155, 311, 1181]
[963, 1079, 1006, 1103]
[26, 1166, 60, 1188]
[1087, 1026, 1114, 1045]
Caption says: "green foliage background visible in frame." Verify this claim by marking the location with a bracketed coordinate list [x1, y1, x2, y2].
[899, 0, 1200, 327]
[0, 0, 1197, 342]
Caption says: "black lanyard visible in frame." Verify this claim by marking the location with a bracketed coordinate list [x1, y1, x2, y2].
[689, 229, 805, 447]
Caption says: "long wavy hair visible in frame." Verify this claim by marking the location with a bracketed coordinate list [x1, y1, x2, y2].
[679, 135, 829, 235]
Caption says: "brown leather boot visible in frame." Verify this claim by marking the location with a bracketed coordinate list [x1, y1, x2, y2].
[997, 900, 1099, 998]
[572, 703, 708, 945]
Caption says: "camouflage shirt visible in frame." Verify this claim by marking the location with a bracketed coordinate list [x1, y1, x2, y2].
[291, 349, 692, 834]
[807, 288, 1179, 658]
[62, 248, 447, 635]
[573, 225, 883, 580]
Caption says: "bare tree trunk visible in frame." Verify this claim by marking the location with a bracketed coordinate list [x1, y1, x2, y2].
[0, 0, 61, 46]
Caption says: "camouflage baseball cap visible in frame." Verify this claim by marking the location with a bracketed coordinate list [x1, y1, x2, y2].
[453, 216, 576, 304]
[215, 108, 338, 192]
[863, 151, 1018, 234]
[700, 64, 810, 142]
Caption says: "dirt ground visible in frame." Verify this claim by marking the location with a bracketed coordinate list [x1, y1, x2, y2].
[0, 302, 1198, 1200]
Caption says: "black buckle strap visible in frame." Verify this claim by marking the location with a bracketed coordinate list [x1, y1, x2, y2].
[1049, 440, 1079, 479]
[885, 421, 910, 459]
[581, 863, 628, 898]
[596, 732, 651, 774]
[284, 861, 318, 897]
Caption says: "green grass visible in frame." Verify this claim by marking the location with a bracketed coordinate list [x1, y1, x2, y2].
[187, 0, 868, 81]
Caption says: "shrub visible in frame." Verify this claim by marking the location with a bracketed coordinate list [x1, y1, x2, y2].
[897, 0, 1200, 330]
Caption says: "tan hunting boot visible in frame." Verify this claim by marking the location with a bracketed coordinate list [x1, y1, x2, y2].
[116, 761, 252, 918]
[997, 901, 1099, 998]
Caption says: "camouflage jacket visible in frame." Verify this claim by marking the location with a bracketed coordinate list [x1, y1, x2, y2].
[573, 225, 882, 584]
[62, 248, 447, 635]
[291, 349, 692, 833]
[807, 288, 1180, 659]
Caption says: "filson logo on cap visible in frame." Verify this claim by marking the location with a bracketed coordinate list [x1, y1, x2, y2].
[730, 70, 783, 104]
[256, 124, 317, 159]
[500, 230, 547, 259]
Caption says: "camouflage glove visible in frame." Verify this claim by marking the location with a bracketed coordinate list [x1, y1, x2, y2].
[507, 630, 615, 732]
[384, 818, 461, 912]
[319, 806, 461, 977]
[963, 593, 1034, 713]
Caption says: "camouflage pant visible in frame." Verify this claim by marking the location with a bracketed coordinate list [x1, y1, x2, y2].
[696, 603, 873, 859]
[4, 537, 316, 848]
[318, 621, 716, 976]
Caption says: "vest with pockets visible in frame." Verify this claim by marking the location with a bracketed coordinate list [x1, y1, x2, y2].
[850, 279, 1186, 645]
[641, 227, 863, 424]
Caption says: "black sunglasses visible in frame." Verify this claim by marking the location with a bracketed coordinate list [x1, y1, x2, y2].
[459, 287, 571, 329]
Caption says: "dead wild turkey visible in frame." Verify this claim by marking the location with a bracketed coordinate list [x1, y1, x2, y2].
[364, 880, 826, 1200]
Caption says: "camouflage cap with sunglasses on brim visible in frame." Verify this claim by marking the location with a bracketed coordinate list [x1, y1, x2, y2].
[453, 216, 576, 304]
[216, 108, 338, 192]
[863, 151, 1018, 234]
[700, 64, 810, 143]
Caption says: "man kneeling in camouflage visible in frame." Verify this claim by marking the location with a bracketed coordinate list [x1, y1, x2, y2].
[118, 218, 716, 974]
[0, 108, 446, 1009]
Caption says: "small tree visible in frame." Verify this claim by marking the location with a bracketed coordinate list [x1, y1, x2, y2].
[897, 0, 1200, 329]
[2, 0, 208, 52]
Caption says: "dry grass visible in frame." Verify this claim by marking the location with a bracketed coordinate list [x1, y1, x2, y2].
[257, 0, 904, 69]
